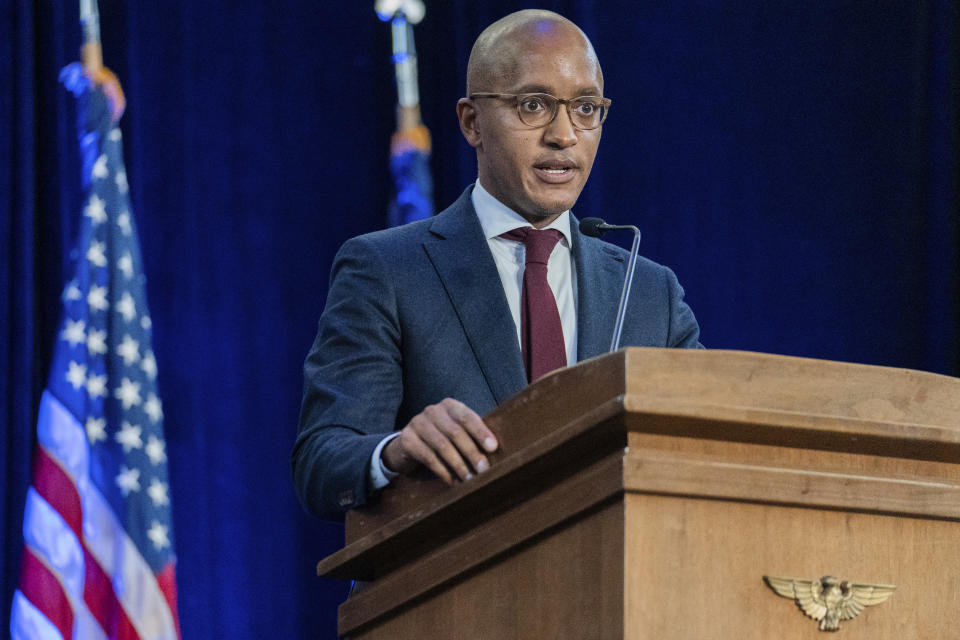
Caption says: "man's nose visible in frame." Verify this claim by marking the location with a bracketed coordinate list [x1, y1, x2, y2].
[542, 106, 578, 148]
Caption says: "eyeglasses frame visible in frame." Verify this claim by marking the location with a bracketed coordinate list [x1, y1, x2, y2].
[468, 92, 612, 131]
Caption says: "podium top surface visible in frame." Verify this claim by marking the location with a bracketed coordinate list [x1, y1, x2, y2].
[616, 348, 959, 430]
[322, 348, 960, 579]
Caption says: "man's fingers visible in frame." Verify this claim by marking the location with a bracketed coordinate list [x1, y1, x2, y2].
[399, 429, 453, 485]
[390, 399, 500, 484]
[430, 407, 491, 476]
[440, 398, 498, 453]
[428, 409, 487, 478]
[419, 409, 475, 481]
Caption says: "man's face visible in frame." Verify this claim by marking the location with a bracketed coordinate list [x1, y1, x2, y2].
[460, 27, 604, 226]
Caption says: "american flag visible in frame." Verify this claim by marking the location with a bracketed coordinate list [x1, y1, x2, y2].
[10, 65, 181, 640]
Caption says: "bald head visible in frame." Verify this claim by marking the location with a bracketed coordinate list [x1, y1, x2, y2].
[456, 10, 606, 224]
[465, 10, 603, 95]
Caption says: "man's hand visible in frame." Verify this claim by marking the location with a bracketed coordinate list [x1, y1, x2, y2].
[382, 398, 498, 485]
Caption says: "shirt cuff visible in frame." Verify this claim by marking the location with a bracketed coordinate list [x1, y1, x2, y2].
[368, 432, 402, 490]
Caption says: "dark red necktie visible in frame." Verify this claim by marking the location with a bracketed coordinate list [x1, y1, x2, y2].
[500, 227, 567, 382]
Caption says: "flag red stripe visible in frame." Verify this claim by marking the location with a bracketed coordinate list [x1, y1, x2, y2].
[83, 546, 143, 640]
[31, 442, 143, 639]
[19, 545, 75, 639]
[32, 445, 83, 540]
[156, 562, 182, 639]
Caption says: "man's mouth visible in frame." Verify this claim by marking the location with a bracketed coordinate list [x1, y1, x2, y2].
[534, 161, 578, 183]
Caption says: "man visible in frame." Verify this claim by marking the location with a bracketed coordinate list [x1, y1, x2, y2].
[293, 10, 701, 520]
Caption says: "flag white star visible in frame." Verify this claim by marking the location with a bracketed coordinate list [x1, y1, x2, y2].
[117, 253, 134, 279]
[88, 284, 108, 312]
[145, 435, 167, 465]
[147, 479, 169, 506]
[84, 194, 107, 224]
[86, 241, 108, 268]
[85, 417, 107, 444]
[115, 466, 141, 496]
[117, 211, 132, 236]
[92, 154, 109, 179]
[86, 373, 108, 399]
[141, 315, 152, 330]
[115, 170, 128, 193]
[141, 351, 158, 380]
[62, 281, 82, 301]
[146, 521, 170, 550]
[144, 394, 163, 424]
[115, 421, 143, 452]
[116, 334, 140, 366]
[61, 319, 86, 347]
[116, 292, 136, 322]
[114, 378, 142, 409]
[86, 328, 108, 355]
[66, 361, 87, 390]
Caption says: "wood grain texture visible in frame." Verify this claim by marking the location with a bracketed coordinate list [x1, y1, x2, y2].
[623, 448, 960, 520]
[344, 348, 960, 548]
[313, 349, 960, 638]
[320, 402, 628, 580]
[623, 494, 960, 639]
[345, 352, 626, 542]
[349, 500, 626, 640]
[339, 452, 626, 636]
[623, 348, 960, 429]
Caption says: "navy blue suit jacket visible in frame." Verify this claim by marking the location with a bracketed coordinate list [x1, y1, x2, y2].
[293, 187, 701, 519]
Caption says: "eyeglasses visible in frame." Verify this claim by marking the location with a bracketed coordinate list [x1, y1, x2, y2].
[469, 93, 611, 131]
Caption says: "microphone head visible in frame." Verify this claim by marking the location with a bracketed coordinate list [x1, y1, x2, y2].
[579, 217, 608, 238]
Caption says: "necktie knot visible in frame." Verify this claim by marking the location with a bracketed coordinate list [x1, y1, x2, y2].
[499, 228, 563, 265]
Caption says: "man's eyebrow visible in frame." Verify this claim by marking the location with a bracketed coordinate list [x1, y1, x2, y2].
[512, 84, 604, 97]
[573, 87, 604, 97]
[512, 84, 554, 94]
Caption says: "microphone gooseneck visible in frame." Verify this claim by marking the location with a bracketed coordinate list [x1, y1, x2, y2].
[578, 217, 643, 352]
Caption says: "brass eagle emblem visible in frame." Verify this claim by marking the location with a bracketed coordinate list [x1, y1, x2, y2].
[764, 575, 896, 631]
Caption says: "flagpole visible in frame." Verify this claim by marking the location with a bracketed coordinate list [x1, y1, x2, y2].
[78, 0, 126, 120]
[80, 0, 103, 70]
[376, 0, 434, 226]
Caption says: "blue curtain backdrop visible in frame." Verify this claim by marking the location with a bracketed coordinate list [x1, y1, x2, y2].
[3, 1, 957, 638]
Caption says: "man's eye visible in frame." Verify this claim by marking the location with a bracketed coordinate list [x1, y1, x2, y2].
[520, 98, 546, 112]
[575, 101, 598, 115]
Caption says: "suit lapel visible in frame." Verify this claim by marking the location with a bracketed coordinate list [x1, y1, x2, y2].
[572, 219, 626, 361]
[423, 189, 528, 405]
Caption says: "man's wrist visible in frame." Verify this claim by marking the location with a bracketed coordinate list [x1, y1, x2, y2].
[368, 432, 402, 490]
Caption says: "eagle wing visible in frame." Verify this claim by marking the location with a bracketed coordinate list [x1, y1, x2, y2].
[838, 582, 897, 621]
[764, 576, 827, 621]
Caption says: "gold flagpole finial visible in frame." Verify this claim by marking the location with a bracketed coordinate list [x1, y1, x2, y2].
[77, 0, 125, 121]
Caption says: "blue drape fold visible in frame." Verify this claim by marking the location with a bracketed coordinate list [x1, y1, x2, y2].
[3, 2, 958, 638]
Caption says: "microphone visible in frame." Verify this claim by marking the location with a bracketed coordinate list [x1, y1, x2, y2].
[578, 217, 642, 352]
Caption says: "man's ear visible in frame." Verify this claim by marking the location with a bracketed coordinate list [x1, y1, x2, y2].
[456, 98, 482, 148]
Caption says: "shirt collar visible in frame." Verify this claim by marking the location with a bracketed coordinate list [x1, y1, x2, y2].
[471, 180, 573, 246]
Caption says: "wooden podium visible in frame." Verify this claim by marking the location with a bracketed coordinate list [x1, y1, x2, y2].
[317, 349, 960, 638]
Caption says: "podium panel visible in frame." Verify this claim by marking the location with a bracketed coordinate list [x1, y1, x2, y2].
[317, 349, 960, 639]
